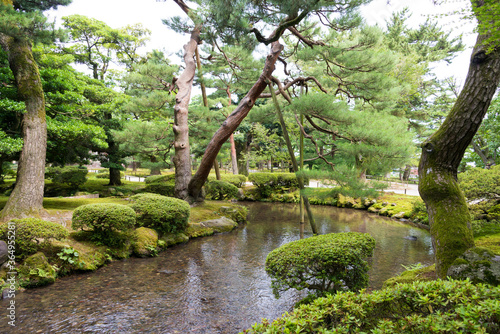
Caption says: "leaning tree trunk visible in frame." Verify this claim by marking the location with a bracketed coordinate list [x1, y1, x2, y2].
[0, 36, 47, 222]
[172, 27, 200, 199]
[418, 33, 500, 278]
[187, 41, 284, 201]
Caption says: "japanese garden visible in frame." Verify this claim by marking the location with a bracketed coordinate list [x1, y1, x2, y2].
[0, 0, 499, 332]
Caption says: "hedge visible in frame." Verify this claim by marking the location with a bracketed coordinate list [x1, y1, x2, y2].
[144, 174, 175, 184]
[205, 180, 239, 200]
[207, 174, 247, 188]
[246, 279, 500, 333]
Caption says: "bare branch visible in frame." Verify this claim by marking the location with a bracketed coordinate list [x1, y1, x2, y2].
[287, 26, 325, 48]
[295, 114, 335, 169]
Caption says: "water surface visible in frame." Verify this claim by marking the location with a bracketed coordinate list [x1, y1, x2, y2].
[0, 202, 433, 333]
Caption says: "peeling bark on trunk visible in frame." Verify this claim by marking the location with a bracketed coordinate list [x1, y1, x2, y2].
[187, 41, 284, 201]
[418, 33, 500, 278]
[173, 27, 200, 199]
[227, 90, 239, 175]
[0, 36, 47, 221]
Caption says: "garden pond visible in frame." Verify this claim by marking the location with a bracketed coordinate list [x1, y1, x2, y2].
[0, 202, 434, 333]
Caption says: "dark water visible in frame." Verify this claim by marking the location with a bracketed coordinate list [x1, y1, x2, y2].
[0, 202, 433, 334]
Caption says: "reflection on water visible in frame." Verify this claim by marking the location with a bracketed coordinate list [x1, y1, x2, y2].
[0, 202, 433, 334]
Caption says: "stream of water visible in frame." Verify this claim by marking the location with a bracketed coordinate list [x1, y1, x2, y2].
[0, 202, 434, 333]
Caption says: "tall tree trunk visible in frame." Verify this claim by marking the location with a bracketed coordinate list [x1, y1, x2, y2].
[269, 82, 318, 234]
[106, 136, 122, 186]
[150, 156, 161, 175]
[237, 134, 251, 176]
[229, 134, 238, 174]
[173, 27, 200, 199]
[0, 36, 47, 221]
[226, 89, 239, 175]
[418, 33, 500, 278]
[402, 164, 411, 181]
[187, 41, 283, 201]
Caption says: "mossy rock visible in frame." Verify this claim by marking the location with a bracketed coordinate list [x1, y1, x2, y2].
[219, 205, 248, 224]
[393, 212, 406, 219]
[160, 233, 189, 248]
[199, 217, 238, 233]
[337, 194, 357, 208]
[367, 206, 379, 213]
[49, 237, 109, 271]
[186, 223, 215, 238]
[17, 252, 57, 288]
[364, 198, 376, 207]
[379, 207, 390, 216]
[132, 227, 159, 257]
[383, 264, 436, 288]
[447, 247, 500, 285]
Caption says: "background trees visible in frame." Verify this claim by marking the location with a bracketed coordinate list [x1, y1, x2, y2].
[0, 0, 71, 221]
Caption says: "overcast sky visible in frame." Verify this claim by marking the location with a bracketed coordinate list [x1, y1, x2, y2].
[46, 0, 477, 85]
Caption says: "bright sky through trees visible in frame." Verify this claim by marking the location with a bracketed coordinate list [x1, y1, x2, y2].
[46, 0, 477, 85]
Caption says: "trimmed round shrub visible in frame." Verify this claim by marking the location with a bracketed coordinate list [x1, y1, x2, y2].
[205, 180, 239, 200]
[129, 193, 190, 234]
[72, 203, 136, 246]
[246, 279, 500, 333]
[0, 218, 69, 260]
[266, 232, 375, 298]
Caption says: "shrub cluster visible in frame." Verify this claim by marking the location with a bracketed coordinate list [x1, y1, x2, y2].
[129, 193, 190, 234]
[143, 174, 175, 196]
[205, 180, 239, 200]
[207, 174, 247, 188]
[45, 166, 88, 188]
[245, 279, 500, 333]
[248, 172, 307, 198]
[459, 165, 500, 200]
[72, 203, 136, 246]
[265, 232, 376, 298]
[0, 218, 68, 260]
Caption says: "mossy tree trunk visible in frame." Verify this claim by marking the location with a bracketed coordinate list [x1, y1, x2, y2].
[187, 41, 283, 201]
[418, 33, 500, 278]
[0, 35, 47, 221]
[173, 27, 200, 199]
